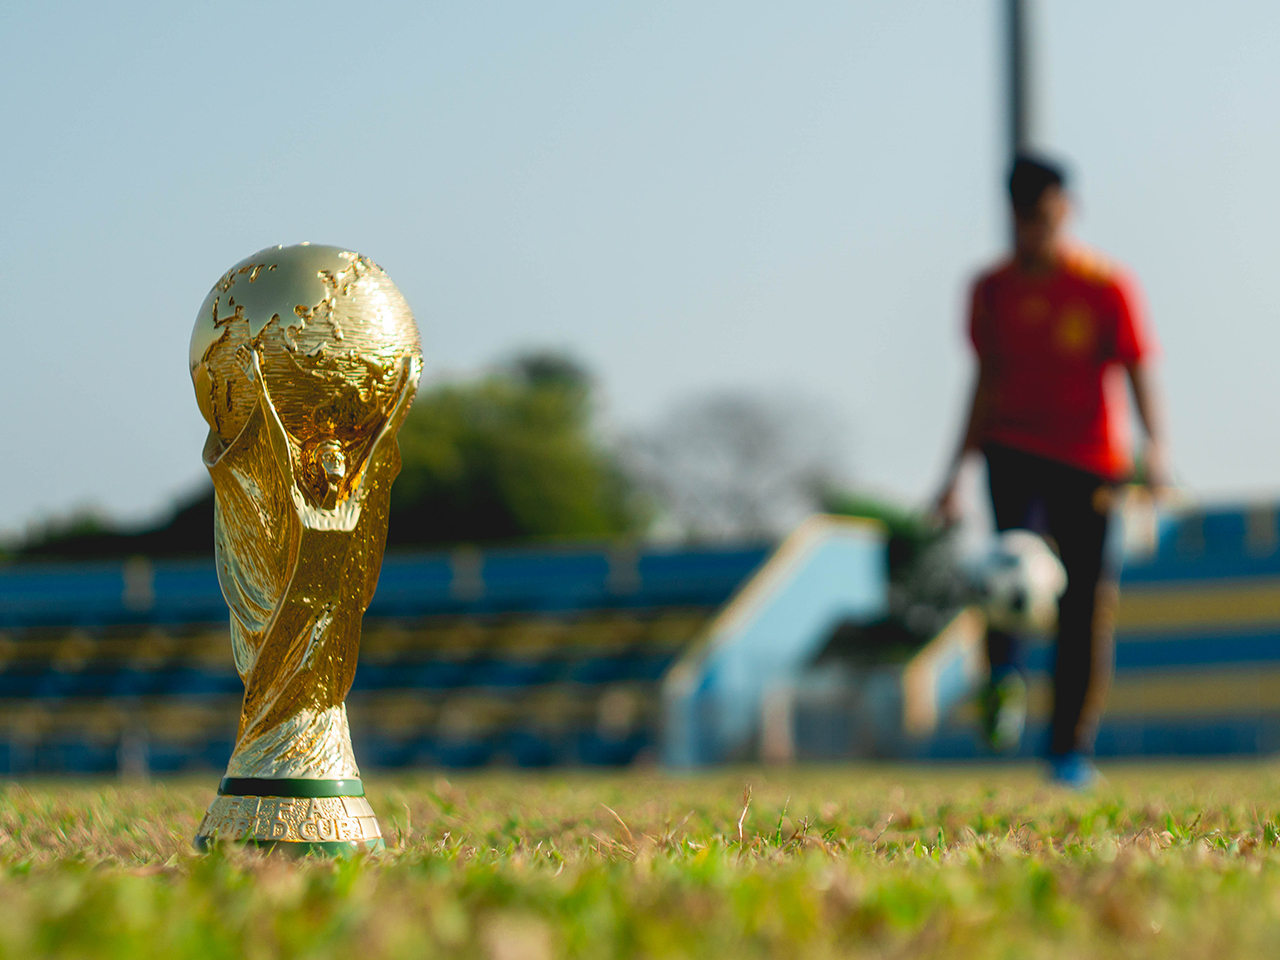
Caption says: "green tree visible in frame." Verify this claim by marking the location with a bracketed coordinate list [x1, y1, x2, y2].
[386, 353, 641, 547]
[15, 352, 641, 559]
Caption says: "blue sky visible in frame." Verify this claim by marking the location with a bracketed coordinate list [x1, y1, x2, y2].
[3, 1, 1279, 537]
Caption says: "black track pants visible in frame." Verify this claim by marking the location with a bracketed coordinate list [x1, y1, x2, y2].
[984, 444, 1116, 757]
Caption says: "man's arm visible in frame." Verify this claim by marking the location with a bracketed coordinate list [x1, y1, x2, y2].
[1126, 360, 1171, 493]
[934, 358, 994, 524]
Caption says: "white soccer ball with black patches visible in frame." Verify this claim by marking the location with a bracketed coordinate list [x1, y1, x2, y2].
[979, 529, 1068, 634]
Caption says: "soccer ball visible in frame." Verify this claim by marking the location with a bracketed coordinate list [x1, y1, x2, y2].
[977, 530, 1068, 634]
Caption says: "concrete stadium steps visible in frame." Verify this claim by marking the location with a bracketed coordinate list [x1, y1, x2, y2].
[663, 517, 890, 766]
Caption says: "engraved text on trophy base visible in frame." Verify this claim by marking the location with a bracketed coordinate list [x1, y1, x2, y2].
[196, 795, 381, 844]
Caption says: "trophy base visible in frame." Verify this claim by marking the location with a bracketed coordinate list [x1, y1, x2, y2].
[194, 777, 383, 856]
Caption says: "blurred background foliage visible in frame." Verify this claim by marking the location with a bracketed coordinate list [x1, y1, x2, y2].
[14, 351, 922, 560]
[819, 489, 941, 580]
[386, 352, 640, 548]
[19, 353, 641, 559]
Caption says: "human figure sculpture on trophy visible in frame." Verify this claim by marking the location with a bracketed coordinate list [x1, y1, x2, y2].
[188, 243, 422, 854]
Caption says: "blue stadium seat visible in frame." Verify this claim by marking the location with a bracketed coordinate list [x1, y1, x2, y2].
[38, 741, 116, 775]
[577, 730, 648, 766]
[159, 667, 241, 697]
[506, 729, 570, 767]
[365, 555, 455, 617]
[433, 738, 494, 768]
[200, 739, 235, 769]
[633, 546, 768, 607]
[0, 669, 46, 698]
[469, 657, 558, 688]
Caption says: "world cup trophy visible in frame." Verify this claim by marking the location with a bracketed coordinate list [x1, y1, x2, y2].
[189, 243, 422, 854]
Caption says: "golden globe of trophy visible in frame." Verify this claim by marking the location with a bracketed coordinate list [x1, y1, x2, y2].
[189, 243, 422, 854]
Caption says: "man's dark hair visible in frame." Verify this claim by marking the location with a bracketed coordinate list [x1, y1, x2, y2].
[1008, 154, 1067, 212]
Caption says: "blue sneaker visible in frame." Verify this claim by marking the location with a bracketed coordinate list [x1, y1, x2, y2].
[1049, 753, 1100, 790]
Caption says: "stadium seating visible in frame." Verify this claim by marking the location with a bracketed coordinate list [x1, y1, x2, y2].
[13, 503, 1279, 774]
[0, 544, 767, 775]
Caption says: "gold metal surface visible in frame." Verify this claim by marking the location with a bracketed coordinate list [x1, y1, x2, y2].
[196, 794, 382, 845]
[190, 244, 421, 845]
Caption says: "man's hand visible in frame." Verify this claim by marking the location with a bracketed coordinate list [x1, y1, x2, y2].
[1140, 437, 1173, 501]
[932, 474, 963, 528]
[1126, 362, 1171, 502]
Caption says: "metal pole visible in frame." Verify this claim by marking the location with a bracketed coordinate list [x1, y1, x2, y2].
[1007, 0, 1029, 159]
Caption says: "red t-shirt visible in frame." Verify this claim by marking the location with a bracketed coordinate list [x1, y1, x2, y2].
[968, 246, 1155, 480]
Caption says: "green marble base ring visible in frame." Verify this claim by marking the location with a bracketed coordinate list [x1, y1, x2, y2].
[192, 836, 387, 857]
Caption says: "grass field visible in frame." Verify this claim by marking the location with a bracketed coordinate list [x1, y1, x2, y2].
[2, 764, 1280, 958]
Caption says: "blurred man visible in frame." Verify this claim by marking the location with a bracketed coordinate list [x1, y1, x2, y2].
[935, 155, 1169, 788]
